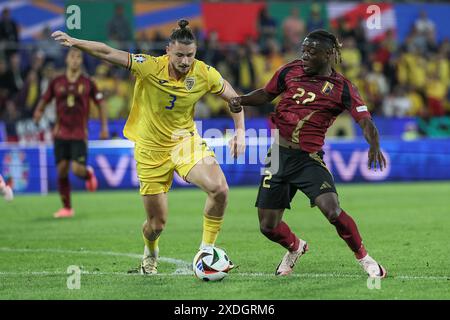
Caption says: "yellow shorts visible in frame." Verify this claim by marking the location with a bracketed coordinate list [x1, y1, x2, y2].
[134, 135, 216, 195]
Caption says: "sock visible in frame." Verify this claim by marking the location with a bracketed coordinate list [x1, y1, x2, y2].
[331, 210, 367, 259]
[261, 221, 300, 252]
[142, 233, 159, 258]
[58, 177, 71, 209]
[201, 214, 224, 248]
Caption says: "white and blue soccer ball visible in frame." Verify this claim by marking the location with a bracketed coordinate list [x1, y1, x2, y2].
[193, 247, 232, 281]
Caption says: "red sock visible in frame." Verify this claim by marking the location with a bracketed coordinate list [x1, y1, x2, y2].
[58, 177, 71, 209]
[261, 221, 300, 252]
[331, 210, 367, 259]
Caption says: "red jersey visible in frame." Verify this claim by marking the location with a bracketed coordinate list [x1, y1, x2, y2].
[265, 60, 371, 153]
[42, 74, 103, 140]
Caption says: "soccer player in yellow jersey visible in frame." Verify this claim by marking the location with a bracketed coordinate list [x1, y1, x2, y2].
[51, 20, 245, 274]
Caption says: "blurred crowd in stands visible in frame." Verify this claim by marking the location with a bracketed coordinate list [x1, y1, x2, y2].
[0, 4, 449, 141]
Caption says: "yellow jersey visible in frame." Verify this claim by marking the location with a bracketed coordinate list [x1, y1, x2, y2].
[124, 54, 225, 150]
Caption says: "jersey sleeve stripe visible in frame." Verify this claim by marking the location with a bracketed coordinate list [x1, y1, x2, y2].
[341, 81, 351, 110]
[127, 53, 132, 71]
[277, 66, 293, 93]
[212, 83, 225, 95]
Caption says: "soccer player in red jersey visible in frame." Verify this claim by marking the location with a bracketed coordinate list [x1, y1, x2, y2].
[34, 48, 109, 218]
[229, 30, 387, 278]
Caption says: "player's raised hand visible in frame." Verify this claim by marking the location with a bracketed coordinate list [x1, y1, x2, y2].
[229, 97, 243, 113]
[228, 129, 246, 158]
[368, 146, 386, 171]
[52, 30, 76, 47]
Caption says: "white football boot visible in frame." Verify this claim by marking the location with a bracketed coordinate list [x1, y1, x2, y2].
[275, 239, 309, 276]
[358, 254, 387, 278]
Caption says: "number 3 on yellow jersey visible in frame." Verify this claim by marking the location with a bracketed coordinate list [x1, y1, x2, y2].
[165, 94, 177, 110]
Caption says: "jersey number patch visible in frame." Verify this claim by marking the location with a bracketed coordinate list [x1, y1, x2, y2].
[262, 170, 273, 188]
[165, 94, 177, 110]
[292, 87, 316, 105]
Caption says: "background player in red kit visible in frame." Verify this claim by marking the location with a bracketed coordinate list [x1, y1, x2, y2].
[34, 47, 109, 218]
[229, 30, 387, 278]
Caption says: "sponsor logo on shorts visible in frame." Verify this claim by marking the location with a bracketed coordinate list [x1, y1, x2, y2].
[320, 181, 332, 190]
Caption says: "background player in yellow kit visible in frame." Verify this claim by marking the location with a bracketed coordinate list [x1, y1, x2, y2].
[52, 20, 245, 274]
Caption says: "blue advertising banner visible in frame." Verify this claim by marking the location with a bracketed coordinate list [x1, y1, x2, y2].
[46, 140, 139, 192]
[394, 3, 450, 44]
[0, 143, 47, 194]
[1, 138, 449, 194]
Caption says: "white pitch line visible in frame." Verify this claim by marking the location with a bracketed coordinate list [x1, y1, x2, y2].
[0, 247, 191, 275]
[0, 247, 448, 281]
[0, 271, 449, 281]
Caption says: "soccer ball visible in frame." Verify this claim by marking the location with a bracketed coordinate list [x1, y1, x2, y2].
[192, 247, 232, 281]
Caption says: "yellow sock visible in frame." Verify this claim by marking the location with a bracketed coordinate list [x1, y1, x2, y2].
[142, 233, 159, 257]
[202, 214, 224, 247]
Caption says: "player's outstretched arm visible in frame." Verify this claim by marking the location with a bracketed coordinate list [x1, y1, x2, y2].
[228, 88, 277, 113]
[52, 31, 129, 68]
[358, 117, 387, 171]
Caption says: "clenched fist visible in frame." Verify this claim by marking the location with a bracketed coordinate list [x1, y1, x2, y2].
[229, 97, 242, 113]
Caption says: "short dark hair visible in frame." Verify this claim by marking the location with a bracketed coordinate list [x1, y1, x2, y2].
[305, 29, 342, 64]
[169, 19, 196, 45]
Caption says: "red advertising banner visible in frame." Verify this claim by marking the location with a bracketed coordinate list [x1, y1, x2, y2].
[201, 2, 266, 43]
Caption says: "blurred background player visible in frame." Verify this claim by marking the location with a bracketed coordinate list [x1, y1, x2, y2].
[33, 48, 109, 218]
[51, 20, 245, 274]
[229, 30, 387, 278]
[0, 174, 13, 201]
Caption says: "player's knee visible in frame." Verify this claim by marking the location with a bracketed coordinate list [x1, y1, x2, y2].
[259, 219, 277, 237]
[259, 224, 274, 237]
[316, 195, 341, 222]
[71, 163, 85, 177]
[208, 181, 229, 203]
[57, 163, 70, 177]
[322, 205, 341, 223]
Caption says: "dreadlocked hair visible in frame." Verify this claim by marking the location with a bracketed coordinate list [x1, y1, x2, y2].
[169, 19, 196, 45]
[306, 29, 342, 65]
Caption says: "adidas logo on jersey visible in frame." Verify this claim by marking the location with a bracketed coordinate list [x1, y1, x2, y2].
[320, 181, 332, 190]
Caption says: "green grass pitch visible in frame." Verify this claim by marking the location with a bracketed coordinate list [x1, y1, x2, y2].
[0, 182, 449, 300]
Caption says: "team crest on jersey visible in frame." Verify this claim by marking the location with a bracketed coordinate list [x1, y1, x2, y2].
[185, 77, 195, 91]
[133, 54, 147, 64]
[321, 81, 334, 95]
[78, 83, 84, 94]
